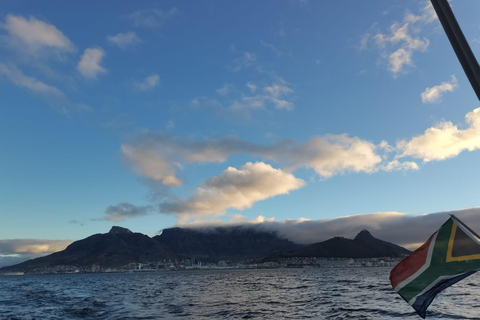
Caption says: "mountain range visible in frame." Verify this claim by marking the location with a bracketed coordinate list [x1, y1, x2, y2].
[1, 226, 409, 272]
[268, 229, 410, 259]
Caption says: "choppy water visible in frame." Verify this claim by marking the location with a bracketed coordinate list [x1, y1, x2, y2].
[1, 268, 480, 319]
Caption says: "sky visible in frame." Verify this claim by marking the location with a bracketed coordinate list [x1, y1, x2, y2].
[1, 0, 480, 266]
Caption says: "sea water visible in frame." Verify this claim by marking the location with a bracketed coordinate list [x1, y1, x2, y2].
[1, 268, 479, 319]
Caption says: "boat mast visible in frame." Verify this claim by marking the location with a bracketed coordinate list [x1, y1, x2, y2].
[430, 0, 480, 101]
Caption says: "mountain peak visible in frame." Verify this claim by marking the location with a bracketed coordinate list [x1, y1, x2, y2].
[354, 229, 374, 241]
[109, 226, 132, 234]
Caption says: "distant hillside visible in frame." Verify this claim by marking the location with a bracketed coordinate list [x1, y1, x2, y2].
[155, 226, 301, 261]
[271, 230, 410, 259]
[3, 226, 176, 271]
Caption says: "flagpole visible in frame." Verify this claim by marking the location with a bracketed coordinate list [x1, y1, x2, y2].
[430, 0, 480, 101]
[450, 214, 480, 239]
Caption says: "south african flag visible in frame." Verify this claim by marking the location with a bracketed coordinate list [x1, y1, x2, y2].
[390, 215, 480, 318]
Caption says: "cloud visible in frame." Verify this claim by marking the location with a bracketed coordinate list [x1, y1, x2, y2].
[381, 159, 419, 171]
[121, 133, 388, 188]
[285, 135, 382, 177]
[0, 63, 64, 97]
[0, 239, 71, 255]
[107, 31, 141, 49]
[178, 207, 480, 250]
[231, 52, 258, 72]
[0, 63, 89, 114]
[421, 75, 458, 103]
[263, 84, 294, 110]
[246, 82, 257, 92]
[260, 41, 282, 57]
[68, 220, 85, 226]
[166, 120, 175, 130]
[227, 82, 295, 113]
[104, 203, 153, 221]
[77, 48, 106, 79]
[388, 48, 413, 74]
[2, 14, 74, 54]
[0, 239, 72, 268]
[368, 2, 436, 75]
[160, 162, 305, 223]
[359, 33, 370, 50]
[216, 84, 233, 96]
[122, 143, 183, 186]
[288, 0, 310, 7]
[127, 8, 179, 28]
[134, 74, 160, 91]
[398, 107, 480, 161]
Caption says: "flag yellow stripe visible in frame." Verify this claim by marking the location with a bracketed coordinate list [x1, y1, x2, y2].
[446, 223, 480, 262]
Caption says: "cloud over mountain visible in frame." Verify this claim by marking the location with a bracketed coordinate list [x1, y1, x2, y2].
[181, 207, 480, 251]
[160, 162, 305, 223]
[121, 133, 386, 187]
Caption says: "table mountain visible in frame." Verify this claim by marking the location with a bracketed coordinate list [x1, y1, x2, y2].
[154, 226, 301, 261]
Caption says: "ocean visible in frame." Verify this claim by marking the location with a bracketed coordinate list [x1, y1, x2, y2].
[1, 268, 479, 319]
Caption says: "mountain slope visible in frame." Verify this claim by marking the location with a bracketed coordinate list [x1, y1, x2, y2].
[3, 226, 176, 271]
[274, 229, 410, 259]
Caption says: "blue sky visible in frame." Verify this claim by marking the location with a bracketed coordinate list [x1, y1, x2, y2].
[1, 0, 480, 261]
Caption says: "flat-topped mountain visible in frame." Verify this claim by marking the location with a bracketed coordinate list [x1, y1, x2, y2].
[2, 227, 176, 271]
[154, 226, 301, 261]
[1, 227, 410, 273]
[272, 229, 410, 259]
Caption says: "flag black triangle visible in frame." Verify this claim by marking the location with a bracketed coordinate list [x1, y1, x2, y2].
[451, 224, 480, 258]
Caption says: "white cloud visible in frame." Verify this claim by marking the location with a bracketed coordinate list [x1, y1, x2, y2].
[228, 82, 295, 112]
[389, 48, 413, 74]
[264, 84, 294, 110]
[2, 14, 74, 54]
[421, 75, 458, 103]
[381, 159, 419, 171]
[359, 33, 370, 50]
[160, 162, 305, 223]
[77, 48, 106, 79]
[127, 8, 179, 28]
[246, 82, 257, 92]
[121, 144, 183, 186]
[107, 31, 141, 49]
[121, 133, 386, 188]
[368, 3, 436, 75]
[216, 84, 233, 96]
[264, 84, 293, 98]
[190, 81, 295, 117]
[0, 63, 64, 97]
[135, 74, 160, 91]
[0, 63, 89, 114]
[398, 107, 480, 161]
[284, 135, 382, 177]
[232, 52, 257, 72]
[260, 41, 282, 57]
